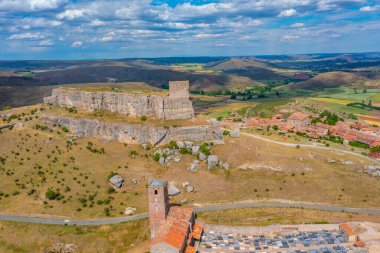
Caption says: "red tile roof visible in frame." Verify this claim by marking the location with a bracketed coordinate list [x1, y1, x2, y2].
[288, 112, 310, 121]
[151, 206, 194, 250]
[341, 223, 355, 236]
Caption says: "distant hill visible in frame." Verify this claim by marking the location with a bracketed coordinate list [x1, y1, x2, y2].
[285, 71, 380, 90]
[207, 58, 288, 81]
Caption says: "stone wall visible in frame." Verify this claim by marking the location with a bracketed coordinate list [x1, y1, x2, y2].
[43, 115, 222, 146]
[43, 81, 194, 120]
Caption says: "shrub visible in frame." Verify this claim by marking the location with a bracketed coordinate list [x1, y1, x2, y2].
[199, 143, 211, 155]
[2, 106, 12, 111]
[62, 127, 69, 133]
[104, 207, 111, 216]
[168, 141, 178, 149]
[179, 148, 191, 154]
[107, 187, 116, 194]
[140, 116, 147, 121]
[223, 130, 230, 136]
[45, 189, 60, 200]
[153, 153, 161, 161]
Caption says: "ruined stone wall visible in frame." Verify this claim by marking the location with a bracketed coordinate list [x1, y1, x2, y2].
[169, 80, 189, 99]
[43, 115, 222, 146]
[44, 82, 194, 120]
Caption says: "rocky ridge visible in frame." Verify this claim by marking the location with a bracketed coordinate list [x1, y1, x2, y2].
[43, 115, 222, 146]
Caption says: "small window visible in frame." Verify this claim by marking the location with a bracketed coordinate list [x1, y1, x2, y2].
[154, 190, 158, 195]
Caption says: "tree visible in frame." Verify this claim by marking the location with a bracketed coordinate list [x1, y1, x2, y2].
[353, 88, 357, 94]
[45, 189, 60, 200]
[368, 100, 372, 107]
[363, 89, 367, 93]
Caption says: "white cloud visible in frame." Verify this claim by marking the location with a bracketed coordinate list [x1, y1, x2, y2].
[279, 8, 297, 17]
[281, 34, 299, 40]
[90, 19, 105, 26]
[8, 32, 45, 40]
[291, 22, 305, 28]
[57, 9, 85, 20]
[0, 0, 66, 12]
[99, 36, 113, 42]
[39, 40, 54, 46]
[71, 41, 83, 47]
[360, 5, 380, 12]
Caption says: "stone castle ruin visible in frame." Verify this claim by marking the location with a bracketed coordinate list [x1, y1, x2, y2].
[44, 81, 194, 120]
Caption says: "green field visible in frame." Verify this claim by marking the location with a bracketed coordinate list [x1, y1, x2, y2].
[317, 87, 380, 103]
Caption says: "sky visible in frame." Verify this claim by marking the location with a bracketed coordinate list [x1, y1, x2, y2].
[0, 0, 379, 60]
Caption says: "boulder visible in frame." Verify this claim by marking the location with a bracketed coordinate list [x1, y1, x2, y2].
[186, 186, 194, 192]
[124, 207, 137, 215]
[184, 141, 193, 149]
[165, 156, 172, 163]
[168, 185, 181, 196]
[327, 159, 336, 164]
[210, 139, 224, 145]
[189, 163, 198, 172]
[109, 175, 124, 188]
[174, 156, 181, 163]
[182, 181, 190, 188]
[177, 141, 185, 149]
[229, 129, 240, 138]
[192, 145, 200, 155]
[222, 162, 230, 170]
[199, 152, 207, 161]
[207, 155, 219, 169]
[159, 157, 165, 165]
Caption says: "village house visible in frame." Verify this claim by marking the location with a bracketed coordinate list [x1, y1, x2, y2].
[149, 179, 203, 253]
[287, 112, 310, 128]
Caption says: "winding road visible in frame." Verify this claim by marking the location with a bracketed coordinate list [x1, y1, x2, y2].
[1, 201, 380, 226]
[240, 131, 380, 166]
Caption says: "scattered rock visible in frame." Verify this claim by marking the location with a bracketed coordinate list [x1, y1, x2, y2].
[327, 159, 336, 164]
[154, 149, 162, 155]
[222, 162, 230, 170]
[124, 207, 137, 215]
[189, 163, 198, 172]
[165, 156, 172, 163]
[299, 157, 304, 162]
[180, 198, 188, 204]
[142, 144, 149, 150]
[186, 185, 194, 192]
[184, 141, 193, 149]
[159, 157, 165, 165]
[199, 152, 207, 161]
[342, 160, 354, 165]
[177, 141, 185, 149]
[109, 175, 124, 188]
[174, 156, 181, 163]
[131, 179, 138, 185]
[47, 243, 78, 253]
[192, 145, 200, 155]
[229, 129, 240, 138]
[210, 139, 224, 145]
[168, 185, 181, 196]
[182, 181, 190, 188]
[207, 155, 219, 169]
[193, 160, 200, 164]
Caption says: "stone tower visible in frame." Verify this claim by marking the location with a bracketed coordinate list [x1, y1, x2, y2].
[169, 80, 190, 99]
[148, 179, 170, 238]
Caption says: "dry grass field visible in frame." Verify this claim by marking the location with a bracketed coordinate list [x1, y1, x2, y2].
[198, 207, 380, 226]
[1, 105, 380, 221]
[0, 219, 150, 253]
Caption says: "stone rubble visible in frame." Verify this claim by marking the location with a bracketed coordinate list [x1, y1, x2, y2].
[207, 155, 219, 169]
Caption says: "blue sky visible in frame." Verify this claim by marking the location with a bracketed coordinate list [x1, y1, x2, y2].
[0, 0, 379, 60]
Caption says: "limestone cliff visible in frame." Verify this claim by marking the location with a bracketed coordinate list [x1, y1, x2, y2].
[43, 81, 194, 120]
[43, 115, 222, 146]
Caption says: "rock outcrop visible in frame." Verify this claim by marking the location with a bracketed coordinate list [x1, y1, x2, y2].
[43, 115, 222, 146]
[43, 81, 194, 120]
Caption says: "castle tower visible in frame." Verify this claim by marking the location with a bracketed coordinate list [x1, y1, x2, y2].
[148, 179, 170, 238]
[169, 80, 190, 99]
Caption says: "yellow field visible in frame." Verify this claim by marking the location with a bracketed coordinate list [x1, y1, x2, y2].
[308, 97, 355, 105]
